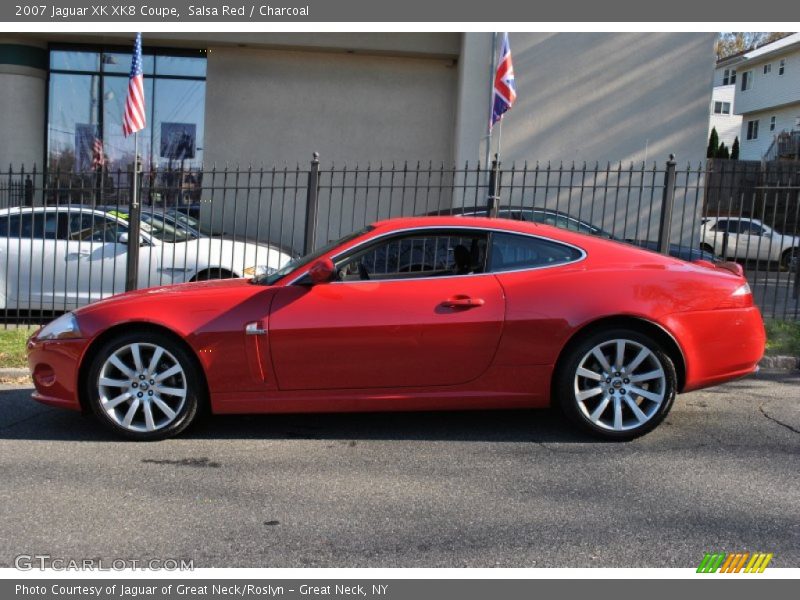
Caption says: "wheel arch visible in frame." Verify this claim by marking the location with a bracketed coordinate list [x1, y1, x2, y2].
[77, 321, 210, 414]
[552, 315, 687, 399]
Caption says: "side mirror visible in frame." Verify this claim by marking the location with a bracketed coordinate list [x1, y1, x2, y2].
[307, 257, 335, 285]
[117, 232, 147, 246]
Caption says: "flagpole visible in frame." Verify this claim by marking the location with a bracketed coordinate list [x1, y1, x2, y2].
[484, 32, 498, 171]
[125, 132, 142, 292]
[496, 120, 503, 162]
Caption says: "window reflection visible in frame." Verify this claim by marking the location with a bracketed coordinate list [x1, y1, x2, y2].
[47, 46, 206, 176]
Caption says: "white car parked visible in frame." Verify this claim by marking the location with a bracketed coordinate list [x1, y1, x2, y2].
[0, 206, 292, 310]
[701, 217, 799, 270]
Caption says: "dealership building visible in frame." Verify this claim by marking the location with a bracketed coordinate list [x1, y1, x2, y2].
[0, 32, 716, 173]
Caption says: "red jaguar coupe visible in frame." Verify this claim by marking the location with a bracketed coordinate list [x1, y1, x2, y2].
[27, 216, 765, 441]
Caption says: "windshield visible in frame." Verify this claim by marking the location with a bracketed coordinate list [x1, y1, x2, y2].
[254, 226, 374, 285]
[168, 210, 214, 236]
[138, 212, 196, 243]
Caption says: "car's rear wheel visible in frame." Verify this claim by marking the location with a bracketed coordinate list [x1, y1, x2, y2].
[85, 331, 202, 440]
[555, 328, 677, 440]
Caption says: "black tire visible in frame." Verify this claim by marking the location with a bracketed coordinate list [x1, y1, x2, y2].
[84, 330, 204, 441]
[554, 328, 677, 441]
[780, 248, 798, 272]
[700, 243, 715, 255]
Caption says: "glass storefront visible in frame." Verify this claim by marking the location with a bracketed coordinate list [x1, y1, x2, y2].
[47, 45, 206, 173]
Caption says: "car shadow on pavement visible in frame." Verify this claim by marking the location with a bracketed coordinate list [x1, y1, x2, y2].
[0, 386, 603, 443]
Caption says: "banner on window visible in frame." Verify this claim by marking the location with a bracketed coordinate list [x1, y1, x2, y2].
[160, 122, 196, 160]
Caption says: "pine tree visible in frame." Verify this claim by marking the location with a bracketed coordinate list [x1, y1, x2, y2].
[731, 136, 740, 160]
[707, 128, 720, 159]
[716, 143, 730, 159]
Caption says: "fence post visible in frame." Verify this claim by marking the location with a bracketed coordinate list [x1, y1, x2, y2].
[486, 154, 500, 217]
[304, 152, 321, 254]
[125, 154, 142, 292]
[657, 154, 677, 255]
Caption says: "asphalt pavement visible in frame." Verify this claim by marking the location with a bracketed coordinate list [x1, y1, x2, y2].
[0, 371, 797, 568]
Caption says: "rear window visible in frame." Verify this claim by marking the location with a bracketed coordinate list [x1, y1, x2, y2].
[490, 232, 583, 272]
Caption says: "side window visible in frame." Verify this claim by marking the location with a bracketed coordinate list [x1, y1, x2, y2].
[337, 231, 488, 281]
[68, 213, 127, 242]
[4, 213, 60, 239]
[746, 222, 764, 235]
[712, 220, 730, 233]
[490, 232, 582, 272]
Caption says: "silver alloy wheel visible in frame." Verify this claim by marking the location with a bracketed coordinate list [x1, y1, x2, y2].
[573, 338, 666, 432]
[97, 343, 187, 433]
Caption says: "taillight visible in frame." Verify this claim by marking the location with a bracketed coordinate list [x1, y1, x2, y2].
[732, 282, 751, 297]
[719, 281, 753, 308]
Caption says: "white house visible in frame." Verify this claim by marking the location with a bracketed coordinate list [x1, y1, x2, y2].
[709, 56, 743, 150]
[729, 32, 800, 160]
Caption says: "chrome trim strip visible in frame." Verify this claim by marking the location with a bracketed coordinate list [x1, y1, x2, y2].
[286, 225, 587, 286]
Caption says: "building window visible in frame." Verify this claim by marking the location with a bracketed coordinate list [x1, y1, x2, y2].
[779, 59, 785, 76]
[713, 101, 731, 115]
[763, 63, 772, 75]
[47, 45, 207, 173]
[746, 120, 759, 140]
[741, 70, 753, 91]
[770, 116, 776, 132]
[722, 68, 737, 85]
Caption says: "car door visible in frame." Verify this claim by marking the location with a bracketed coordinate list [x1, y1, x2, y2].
[267, 229, 505, 391]
[710, 219, 738, 258]
[0, 210, 66, 310]
[64, 210, 129, 305]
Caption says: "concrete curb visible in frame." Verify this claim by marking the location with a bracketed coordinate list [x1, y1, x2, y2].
[758, 355, 800, 370]
[0, 368, 30, 378]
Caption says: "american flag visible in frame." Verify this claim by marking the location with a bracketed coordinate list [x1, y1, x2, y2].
[91, 137, 105, 168]
[122, 33, 146, 137]
[491, 32, 517, 127]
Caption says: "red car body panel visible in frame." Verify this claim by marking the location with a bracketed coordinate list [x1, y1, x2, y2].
[26, 216, 765, 417]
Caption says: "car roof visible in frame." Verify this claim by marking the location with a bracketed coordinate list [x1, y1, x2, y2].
[370, 215, 554, 237]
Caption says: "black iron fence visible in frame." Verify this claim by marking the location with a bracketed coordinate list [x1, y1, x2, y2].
[1, 155, 798, 326]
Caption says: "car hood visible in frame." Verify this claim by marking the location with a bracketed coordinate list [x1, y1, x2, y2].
[167, 237, 292, 270]
[74, 277, 265, 316]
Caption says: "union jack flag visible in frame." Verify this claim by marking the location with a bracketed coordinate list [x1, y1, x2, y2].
[122, 33, 146, 137]
[491, 32, 517, 127]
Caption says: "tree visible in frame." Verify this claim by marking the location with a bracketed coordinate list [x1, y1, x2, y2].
[707, 127, 719, 159]
[716, 142, 730, 159]
[716, 32, 791, 60]
[731, 137, 740, 160]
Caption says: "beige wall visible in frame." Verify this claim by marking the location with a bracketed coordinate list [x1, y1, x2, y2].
[204, 46, 458, 168]
[0, 36, 46, 171]
[0, 66, 45, 170]
[455, 32, 717, 167]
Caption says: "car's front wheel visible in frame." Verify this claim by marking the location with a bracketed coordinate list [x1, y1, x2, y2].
[85, 331, 203, 440]
[555, 328, 677, 440]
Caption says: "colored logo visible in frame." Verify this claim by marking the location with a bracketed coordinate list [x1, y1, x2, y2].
[697, 552, 773, 573]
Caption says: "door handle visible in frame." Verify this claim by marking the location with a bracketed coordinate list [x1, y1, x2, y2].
[67, 250, 90, 259]
[246, 321, 267, 335]
[441, 296, 485, 309]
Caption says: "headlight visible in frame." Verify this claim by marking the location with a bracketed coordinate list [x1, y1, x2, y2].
[243, 265, 276, 278]
[36, 313, 83, 341]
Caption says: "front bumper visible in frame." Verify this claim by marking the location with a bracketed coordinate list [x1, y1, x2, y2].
[26, 337, 87, 411]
